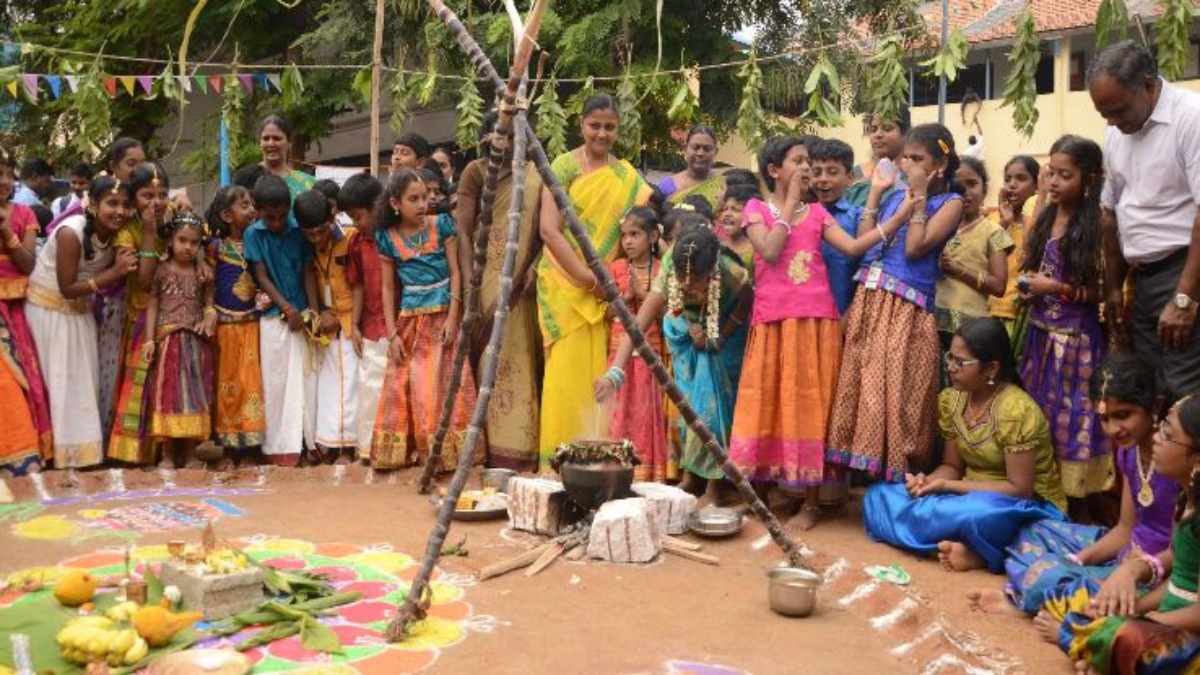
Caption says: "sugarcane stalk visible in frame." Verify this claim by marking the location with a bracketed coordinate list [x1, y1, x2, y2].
[388, 108, 531, 641]
[417, 0, 548, 496]
[388, 4, 544, 639]
[420, 0, 808, 570]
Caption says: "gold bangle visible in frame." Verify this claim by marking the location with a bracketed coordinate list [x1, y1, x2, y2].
[87, 278, 99, 293]
[976, 271, 984, 289]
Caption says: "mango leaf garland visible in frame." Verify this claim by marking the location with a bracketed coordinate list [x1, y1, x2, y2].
[666, 70, 699, 127]
[72, 70, 113, 159]
[1156, 0, 1193, 81]
[416, 65, 438, 107]
[534, 72, 569, 158]
[1001, 10, 1040, 138]
[615, 69, 643, 162]
[1094, 0, 1130, 48]
[920, 28, 969, 84]
[736, 48, 768, 154]
[280, 64, 305, 111]
[455, 73, 485, 150]
[351, 66, 373, 108]
[804, 53, 842, 127]
[564, 75, 596, 120]
[222, 71, 246, 165]
[863, 33, 909, 126]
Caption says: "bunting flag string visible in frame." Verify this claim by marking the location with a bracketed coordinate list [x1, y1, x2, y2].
[0, 70, 289, 103]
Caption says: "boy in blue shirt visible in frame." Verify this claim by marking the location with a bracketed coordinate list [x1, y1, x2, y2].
[810, 139, 864, 316]
[244, 174, 317, 465]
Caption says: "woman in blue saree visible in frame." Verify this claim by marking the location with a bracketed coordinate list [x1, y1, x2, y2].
[864, 317, 1067, 573]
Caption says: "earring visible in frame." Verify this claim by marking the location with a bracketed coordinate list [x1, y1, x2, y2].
[987, 376, 995, 386]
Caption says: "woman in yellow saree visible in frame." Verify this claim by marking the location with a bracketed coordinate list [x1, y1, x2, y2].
[658, 126, 723, 211]
[536, 94, 652, 471]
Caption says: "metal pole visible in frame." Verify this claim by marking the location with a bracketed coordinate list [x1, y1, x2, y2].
[219, 117, 230, 187]
[937, 0, 948, 124]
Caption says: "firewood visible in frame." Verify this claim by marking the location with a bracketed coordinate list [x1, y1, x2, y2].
[662, 539, 719, 565]
[478, 541, 555, 581]
[661, 535, 702, 552]
[525, 541, 568, 577]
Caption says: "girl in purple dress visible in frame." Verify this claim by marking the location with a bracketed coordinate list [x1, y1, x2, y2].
[969, 353, 1180, 616]
[1017, 135, 1111, 520]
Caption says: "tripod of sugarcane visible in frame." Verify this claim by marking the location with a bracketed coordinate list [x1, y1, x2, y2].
[389, 0, 808, 642]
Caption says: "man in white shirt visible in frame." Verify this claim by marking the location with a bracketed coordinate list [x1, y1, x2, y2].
[13, 158, 53, 207]
[1090, 40, 1200, 400]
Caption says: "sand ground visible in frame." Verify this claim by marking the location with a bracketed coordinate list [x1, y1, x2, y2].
[0, 466, 1074, 674]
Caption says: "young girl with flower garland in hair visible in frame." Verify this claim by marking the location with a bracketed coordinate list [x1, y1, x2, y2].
[143, 212, 216, 468]
[207, 185, 266, 466]
[1017, 135, 1112, 521]
[597, 224, 752, 498]
[1036, 395, 1200, 674]
[826, 123, 965, 481]
[108, 162, 173, 464]
[371, 169, 477, 472]
[988, 156, 1041, 361]
[606, 206, 670, 481]
[730, 135, 910, 529]
[0, 150, 52, 474]
[27, 178, 137, 468]
[971, 353, 1180, 617]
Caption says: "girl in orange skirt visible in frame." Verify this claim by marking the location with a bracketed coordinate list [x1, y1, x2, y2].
[371, 169, 477, 471]
[729, 136, 907, 530]
[207, 185, 266, 464]
[143, 212, 216, 467]
[602, 206, 671, 481]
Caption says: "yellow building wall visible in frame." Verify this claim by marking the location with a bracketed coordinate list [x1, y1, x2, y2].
[715, 36, 1200, 205]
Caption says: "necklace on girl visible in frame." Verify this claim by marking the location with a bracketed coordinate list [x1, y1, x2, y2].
[1135, 449, 1156, 507]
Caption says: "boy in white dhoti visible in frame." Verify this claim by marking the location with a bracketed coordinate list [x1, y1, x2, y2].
[244, 176, 317, 465]
[340, 174, 389, 459]
[296, 189, 361, 462]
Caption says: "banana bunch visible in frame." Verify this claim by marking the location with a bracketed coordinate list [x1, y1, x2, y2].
[105, 600, 139, 622]
[5, 566, 64, 589]
[204, 549, 248, 575]
[56, 616, 149, 666]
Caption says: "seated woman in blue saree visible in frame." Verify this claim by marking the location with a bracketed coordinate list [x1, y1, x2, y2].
[972, 354, 1180, 616]
[1036, 396, 1200, 675]
[864, 317, 1067, 573]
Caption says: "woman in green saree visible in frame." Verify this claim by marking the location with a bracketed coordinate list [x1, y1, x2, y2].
[536, 94, 652, 471]
[658, 126, 723, 212]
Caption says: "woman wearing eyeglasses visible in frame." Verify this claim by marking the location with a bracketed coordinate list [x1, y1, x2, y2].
[863, 317, 1067, 573]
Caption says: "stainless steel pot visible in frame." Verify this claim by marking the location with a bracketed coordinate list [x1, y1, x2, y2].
[768, 566, 820, 617]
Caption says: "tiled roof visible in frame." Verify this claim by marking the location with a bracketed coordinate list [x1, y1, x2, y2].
[919, 0, 1167, 45]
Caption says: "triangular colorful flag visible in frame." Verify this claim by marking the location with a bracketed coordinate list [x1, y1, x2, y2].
[64, 75, 79, 93]
[21, 74, 39, 102]
[176, 75, 192, 93]
[119, 76, 136, 96]
[237, 73, 254, 92]
[193, 75, 208, 94]
[103, 77, 118, 98]
[5, 81, 17, 99]
[208, 75, 223, 94]
[45, 75, 61, 99]
[254, 73, 269, 91]
[267, 73, 281, 92]
[137, 75, 154, 95]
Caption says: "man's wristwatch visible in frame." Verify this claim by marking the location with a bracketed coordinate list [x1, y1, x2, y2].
[1175, 292, 1197, 311]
